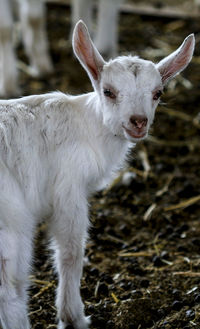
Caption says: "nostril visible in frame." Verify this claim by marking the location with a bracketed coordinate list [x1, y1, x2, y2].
[130, 115, 148, 128]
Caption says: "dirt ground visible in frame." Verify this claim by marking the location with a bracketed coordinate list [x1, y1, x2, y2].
[13, 1, 200, 328]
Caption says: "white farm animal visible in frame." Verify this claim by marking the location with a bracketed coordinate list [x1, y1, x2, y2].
[0, 20, 194, 329]
[0, 0, 53, 97]
[71, 0, 123, 57]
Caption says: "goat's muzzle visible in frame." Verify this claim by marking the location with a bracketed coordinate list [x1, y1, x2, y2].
[129, 115, 148, 129]
[122, 115, 148, 139]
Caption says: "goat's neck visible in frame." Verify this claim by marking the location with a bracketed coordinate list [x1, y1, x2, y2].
[84, 91, 132, 170]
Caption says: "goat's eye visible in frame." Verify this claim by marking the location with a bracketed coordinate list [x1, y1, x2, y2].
[103, 89, 116, 99]
[153, 90, 162, 101]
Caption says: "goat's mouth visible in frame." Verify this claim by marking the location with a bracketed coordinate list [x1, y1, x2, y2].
[122, 125, 147, 140]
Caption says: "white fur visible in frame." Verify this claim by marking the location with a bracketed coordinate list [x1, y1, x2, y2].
[0, 0, 53, 98]
[0, 21, 194, 329]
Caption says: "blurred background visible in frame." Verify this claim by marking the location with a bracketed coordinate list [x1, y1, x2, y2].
[1, 0, 200, 328]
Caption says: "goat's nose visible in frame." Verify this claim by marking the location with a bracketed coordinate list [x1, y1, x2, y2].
[129, 115, 148, 129]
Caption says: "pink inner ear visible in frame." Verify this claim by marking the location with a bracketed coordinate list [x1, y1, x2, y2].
[75, 25, 99, 81]
[161, 60, 181, 83]
[162, 54, 189, 83]
[160, 36, 194, 84]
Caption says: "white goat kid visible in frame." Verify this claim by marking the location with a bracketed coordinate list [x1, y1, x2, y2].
[0, 20, 194, 329]
[71, 0, 123, 57]
[0, 0, 52, 97]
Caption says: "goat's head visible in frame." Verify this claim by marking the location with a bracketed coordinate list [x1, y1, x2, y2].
[73, 20, 195, 142]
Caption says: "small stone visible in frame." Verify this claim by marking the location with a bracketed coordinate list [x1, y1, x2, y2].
[157, 308, 165, 318]
[95, 316, 105, 326]
[127, 264, 145, 276]
[129, 324, 136, 329]
[122, 292, 132, 300]
[169, 232, 180, 240]
[163, 321, 169, 325]
[107, 320, 115, 328]
[157, 231, 166, 239]
[191, 238, 200, 247]
[131, 289, 143, 298]
[103, 274, 113, 284]
[89, 267, 99, 276]
[34, 324, 44, 329]
[186, 309, 195, 319]
[98, 283, 109, 296]
[160, 250, 169, 260]
[177, 245, 188, 252]
[119, 223, 130, 235]
[166, 225, 173, 235]
[152, 255, 163, 267]
[171, 300, 183, 311]
[140, 279, 149, 288]
[81, 286, 90, 298]
[176, 224, 189, 234]
[172, 289, 181, 298]
[87, 304, 95, 313]
[194, 293, 200, 303]
[119, 280, 133, 290]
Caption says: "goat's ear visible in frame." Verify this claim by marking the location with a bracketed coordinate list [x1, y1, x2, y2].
[156, 34, 195, 85]
[72, 20, 106, 89]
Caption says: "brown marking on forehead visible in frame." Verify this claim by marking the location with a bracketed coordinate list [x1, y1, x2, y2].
[128, 63, 142, 77]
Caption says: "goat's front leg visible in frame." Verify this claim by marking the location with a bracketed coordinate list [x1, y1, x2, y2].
[95, 0, 123, 58]
[19, 0, 53, 77]
[0, 0, 18, 97]
[50, 194, 90, 329]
